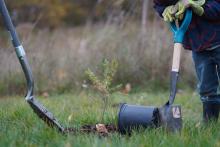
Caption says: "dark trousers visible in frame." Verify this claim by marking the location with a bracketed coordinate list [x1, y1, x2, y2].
[192, 48, 220, 104]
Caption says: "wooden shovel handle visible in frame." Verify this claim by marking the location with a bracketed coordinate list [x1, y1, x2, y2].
[172, 43, 183, 72]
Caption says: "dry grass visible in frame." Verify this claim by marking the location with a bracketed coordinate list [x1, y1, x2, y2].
[0, 21, 196, 95]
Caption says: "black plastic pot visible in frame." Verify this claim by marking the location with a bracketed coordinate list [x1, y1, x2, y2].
[118, 104, 160, 134]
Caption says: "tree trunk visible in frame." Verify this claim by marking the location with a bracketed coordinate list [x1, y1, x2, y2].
[142, 0, 149, 34]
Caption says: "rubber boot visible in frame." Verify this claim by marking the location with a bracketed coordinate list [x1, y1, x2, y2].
[203, 102, 220, 123]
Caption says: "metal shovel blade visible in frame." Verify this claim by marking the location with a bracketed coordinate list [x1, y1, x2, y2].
[159, 104, 182, 132]
[27, 97, 65, 133]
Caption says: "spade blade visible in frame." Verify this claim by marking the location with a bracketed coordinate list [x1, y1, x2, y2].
[159, 104, 182, 132]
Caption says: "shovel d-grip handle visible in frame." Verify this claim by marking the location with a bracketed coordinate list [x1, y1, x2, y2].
[170, 10, 192, 43]
[168, 10, 192, 105]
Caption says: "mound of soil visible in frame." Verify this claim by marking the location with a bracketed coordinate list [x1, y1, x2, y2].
[64, 124, 117, 137]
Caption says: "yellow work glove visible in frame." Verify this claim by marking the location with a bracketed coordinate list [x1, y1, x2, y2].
[175, 0, 205, 20]
[162, 5, 178, 22]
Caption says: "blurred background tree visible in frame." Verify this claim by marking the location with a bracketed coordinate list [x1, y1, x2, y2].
[3, 0, 154, 28]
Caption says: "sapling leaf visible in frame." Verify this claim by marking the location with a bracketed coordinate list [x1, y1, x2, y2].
[85, 59, 120, 122]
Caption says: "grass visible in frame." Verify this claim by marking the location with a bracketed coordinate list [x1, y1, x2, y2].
[0, 90, 220, 147]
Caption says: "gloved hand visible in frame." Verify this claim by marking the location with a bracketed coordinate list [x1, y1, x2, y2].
[162, 5, 178, 22]
[162, 0, 205, 22]
[175, 0, 205, 19]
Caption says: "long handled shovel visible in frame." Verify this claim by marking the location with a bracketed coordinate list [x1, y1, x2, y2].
[159, 10, 192, 132]
[0, 0, 69, 133]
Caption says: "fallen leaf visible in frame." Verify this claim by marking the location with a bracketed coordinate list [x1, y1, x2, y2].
[96, 124, 108, 134]
[195, 122, 201, 128]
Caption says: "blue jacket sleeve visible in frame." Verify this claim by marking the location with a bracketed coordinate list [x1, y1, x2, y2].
[202, 0, 220, 21]
[153, 0, 178, 17]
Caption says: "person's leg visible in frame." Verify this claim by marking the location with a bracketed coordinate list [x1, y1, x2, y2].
[192, 50, 220, 122]
[207, 48, 220, 121]
[212, 47, 220, 97]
